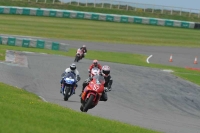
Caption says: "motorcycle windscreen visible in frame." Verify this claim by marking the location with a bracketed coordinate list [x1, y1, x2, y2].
[92, 75, 105, 85]
[91, 67, 100, 75]
[87, 75, 105, 94]
[64, 72, 76, 84]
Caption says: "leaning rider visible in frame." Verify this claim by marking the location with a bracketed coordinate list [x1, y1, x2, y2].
[60, 63, 81, 94]
[80, 65, 113, 101]
[79, 45, 87, 59]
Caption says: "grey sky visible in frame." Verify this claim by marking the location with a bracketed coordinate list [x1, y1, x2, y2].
[62, 0, 200, 10]
[124, 0, 200, 9]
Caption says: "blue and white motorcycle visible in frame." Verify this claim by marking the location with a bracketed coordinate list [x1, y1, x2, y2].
[62, 72, 77, 101]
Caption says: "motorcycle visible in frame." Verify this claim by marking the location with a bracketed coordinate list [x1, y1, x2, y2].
[89, 67, 100, 78]
[74, 48, 83, 62]
[62, 72, 77, 101]
[80, 74, 105, 112]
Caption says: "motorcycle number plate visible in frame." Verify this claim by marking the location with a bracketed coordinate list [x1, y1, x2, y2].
[93, 84, 99, 91]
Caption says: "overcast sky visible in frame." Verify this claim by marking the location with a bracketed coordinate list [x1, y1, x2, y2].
[62, 0, 200, 10]
[123, 0, 200, 9]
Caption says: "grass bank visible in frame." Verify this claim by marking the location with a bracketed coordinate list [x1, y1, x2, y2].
[0, 82, 160, 133]
[1, 45, 200, 86]
[0, 0, 200, 22]
[0, 15, 200, 47]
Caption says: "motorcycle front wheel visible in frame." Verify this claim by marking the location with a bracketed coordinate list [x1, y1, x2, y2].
[83, 95, 94, 112]
[64, 86, 71, 101]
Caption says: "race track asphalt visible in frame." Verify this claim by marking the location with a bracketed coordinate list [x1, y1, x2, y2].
[0, 38, 200, 133]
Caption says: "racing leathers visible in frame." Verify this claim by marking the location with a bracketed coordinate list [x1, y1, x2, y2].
[88, 64, 102, 73]
[60, 68, 81, 94]
[79, 47, 87, 59]
[80, 73, 113, 101]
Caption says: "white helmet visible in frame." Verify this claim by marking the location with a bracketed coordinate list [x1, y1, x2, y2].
[101, 65, 110, 77]
[70, 63, 76, 71]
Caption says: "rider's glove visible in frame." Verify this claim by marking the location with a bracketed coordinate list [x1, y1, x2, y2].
[104, 87, 109, 92]
[108, 86, 112, 91]
[77, 76, 81, 81]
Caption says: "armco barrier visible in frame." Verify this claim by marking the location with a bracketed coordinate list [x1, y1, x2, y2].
[0, 6, 196, 29]
[0, 36, 69, 51]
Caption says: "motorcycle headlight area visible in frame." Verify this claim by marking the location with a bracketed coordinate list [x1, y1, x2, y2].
[64, 78, 75, 84]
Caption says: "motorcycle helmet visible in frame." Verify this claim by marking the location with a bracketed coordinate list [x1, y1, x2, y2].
[93, 60, 98, 67]
[101, 65, 110, 77]
[70, 63, 76, 71]
[82, 45, 86, 48]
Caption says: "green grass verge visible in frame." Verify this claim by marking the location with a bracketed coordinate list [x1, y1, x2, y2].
[0, 82, 160, 133]
[1, 45, 200, 87]
[1, 0, 200, 22]
[0, 15, 200, 47]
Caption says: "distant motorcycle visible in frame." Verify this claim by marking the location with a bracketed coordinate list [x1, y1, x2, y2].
[80, 74, 105, 112]
[89, 67, 100, 78]
[74, 49, 83, 62]
[62, 72, 77, 101]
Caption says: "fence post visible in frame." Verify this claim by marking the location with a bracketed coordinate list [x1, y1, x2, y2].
[110, 0, 112, 9]
[86, 0, 87, 7]
[102, 1, 104, 8]
[135, 3, 137, 11]
[36, 0, 38, 2]
[53, 0, 55, 4]
[44, 0, 46, 3]
[189, 9, 191, 17]
[198, 11, 200, 18]
[118, 1, 120, 9]
[180, 8, 182, 16]
[152, 5, 154, 13]
[126, 4, 128, 11]
[94, 0, 96, 7]
[70, 0, 71, 5]
[78, 0, 79, 6]
[171, 7, 173, 15]
[161, 6, 163, 14]
[144, 4, 145, 12]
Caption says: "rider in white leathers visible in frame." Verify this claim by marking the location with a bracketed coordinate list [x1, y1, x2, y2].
[60, 63, 81, 94]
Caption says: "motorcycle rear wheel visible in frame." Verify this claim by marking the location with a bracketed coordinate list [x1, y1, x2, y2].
[74, 55, 80, 62]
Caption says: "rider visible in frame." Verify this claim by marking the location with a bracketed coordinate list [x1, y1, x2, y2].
[79, 45, 87, 59]
[80, 65, 113, 101]
[60, 63, 81, 94]
[88, 60, 102, 74]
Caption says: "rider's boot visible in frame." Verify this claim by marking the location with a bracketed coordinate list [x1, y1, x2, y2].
[60, 84, 64, 93]
[73, 86, 76, 94]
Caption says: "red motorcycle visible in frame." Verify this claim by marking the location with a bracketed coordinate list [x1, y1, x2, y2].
[80, 75, 105, 112]
[74, 48, 83, 62]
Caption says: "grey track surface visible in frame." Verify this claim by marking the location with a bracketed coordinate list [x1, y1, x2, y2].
[1, 34, 200, 68]
[1, 37, 200, 133]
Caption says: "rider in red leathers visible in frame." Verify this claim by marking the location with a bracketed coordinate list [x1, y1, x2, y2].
[80, 65, 113, 101]
[79, 45, 87, 59]
[88, 60, 102, 73]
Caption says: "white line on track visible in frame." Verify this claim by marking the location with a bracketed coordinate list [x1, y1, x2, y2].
[146, 55, 153, 63]
[39, 96, 48, 102]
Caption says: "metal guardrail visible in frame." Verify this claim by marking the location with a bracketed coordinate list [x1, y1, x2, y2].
[0, 6, 196, 29]
[0, 35, 69, 51]
[12, 0, 200, 18]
